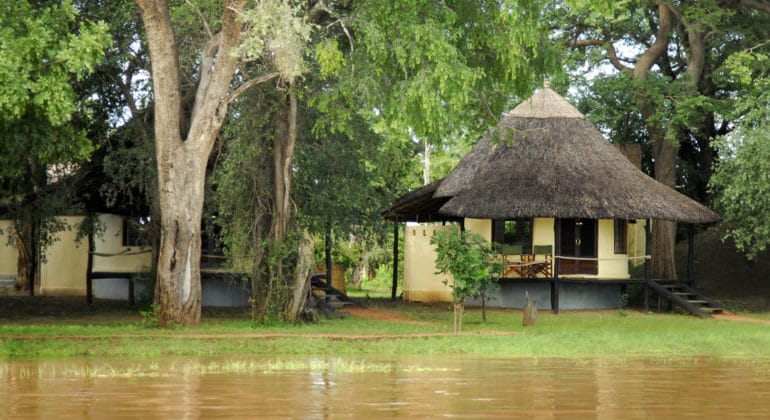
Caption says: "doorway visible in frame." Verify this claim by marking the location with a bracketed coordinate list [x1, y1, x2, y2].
[558, 218, 598, 275]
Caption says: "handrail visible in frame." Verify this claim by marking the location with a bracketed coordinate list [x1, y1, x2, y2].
[553, 255, 651, 262]
[91, 249, 152, 257]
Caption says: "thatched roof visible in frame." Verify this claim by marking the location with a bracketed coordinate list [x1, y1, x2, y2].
[381, 179, 459, 222]
[427, 84, 720, 223]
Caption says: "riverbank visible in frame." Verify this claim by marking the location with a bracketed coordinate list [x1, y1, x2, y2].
[1, 294, 769, 360]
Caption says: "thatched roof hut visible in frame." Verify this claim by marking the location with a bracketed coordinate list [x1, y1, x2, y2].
[394, 83, 719, 224]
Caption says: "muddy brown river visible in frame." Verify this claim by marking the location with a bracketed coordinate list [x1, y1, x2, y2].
[2, 356, 769, 418]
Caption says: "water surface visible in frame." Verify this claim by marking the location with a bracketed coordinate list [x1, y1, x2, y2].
[2, 356, 769, 418]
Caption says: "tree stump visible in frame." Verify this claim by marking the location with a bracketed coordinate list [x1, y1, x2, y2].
[523, 291, 537, 327]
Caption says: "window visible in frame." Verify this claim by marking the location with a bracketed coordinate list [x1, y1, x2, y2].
[123, 217, 150, 247]
[614, 219, 627, 254]
[492, 218, 533, 251]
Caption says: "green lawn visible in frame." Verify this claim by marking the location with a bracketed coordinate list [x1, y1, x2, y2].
[1, 300, 769, 360]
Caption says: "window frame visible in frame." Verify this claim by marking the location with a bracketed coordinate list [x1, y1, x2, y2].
[614, 219, 628, 254]
[123, 216, 149, 247]
[492, 218, 533, 252]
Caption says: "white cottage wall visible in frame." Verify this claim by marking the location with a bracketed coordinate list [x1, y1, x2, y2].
[403, 224, 456, 302]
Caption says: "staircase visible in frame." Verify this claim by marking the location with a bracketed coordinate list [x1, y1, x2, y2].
[310, 274, 354, 309]
[647, 280, 723, 318]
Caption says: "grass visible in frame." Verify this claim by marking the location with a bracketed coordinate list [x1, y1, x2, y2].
[1, 300, 769, 360]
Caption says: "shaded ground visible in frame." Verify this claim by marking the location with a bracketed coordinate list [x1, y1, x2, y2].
[0, 291, 140, 324]
[675, 227, 770, 312]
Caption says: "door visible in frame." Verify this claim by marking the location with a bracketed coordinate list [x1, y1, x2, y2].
[558, 218, 598, 275]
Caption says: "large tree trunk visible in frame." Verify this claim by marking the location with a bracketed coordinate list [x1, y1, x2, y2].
[651, 137, 679, 279]
[12, 223, 33, 291]
[136, 0, 244, 327]
[154, 151, 207, 326]
[271, 87, 298, 243]
[629, 4, 677, 280]
[286, 232, 314, 321]
[649, 17, 708, 280]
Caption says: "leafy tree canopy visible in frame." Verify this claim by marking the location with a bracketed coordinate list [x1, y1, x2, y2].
[0, 0, 110, 197]
[314, 0, 559, 149]
[710, 47, 770, 259]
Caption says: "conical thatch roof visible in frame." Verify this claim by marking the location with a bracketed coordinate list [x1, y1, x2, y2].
[432, 84, 720, 223]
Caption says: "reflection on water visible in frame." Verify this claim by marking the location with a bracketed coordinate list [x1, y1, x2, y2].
[2, 356, 770, 418]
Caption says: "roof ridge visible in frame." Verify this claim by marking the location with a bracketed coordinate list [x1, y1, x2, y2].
[506, 87, 585, 119]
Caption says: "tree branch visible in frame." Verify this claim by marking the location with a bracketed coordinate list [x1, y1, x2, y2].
[134, 0, 183, 148]
[229, 72, 281, 103]
[633, 4, 673, 78]
[191, 32, 222, 123]
[571, 37, 631, 72]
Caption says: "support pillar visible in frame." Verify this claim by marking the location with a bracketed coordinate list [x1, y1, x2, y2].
[391, 219, 399, 300]
[643, 219, 651, 314]
[325, 221, 332, 287]
[552, 218, 561, 314]
[687, 224, 695, 287]
[86, 233, 94, 305]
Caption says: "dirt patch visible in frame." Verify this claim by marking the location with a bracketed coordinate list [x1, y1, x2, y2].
[341, 305, 431, 325]
[712, 312, 770, 325]
[0, 330, 519, 340]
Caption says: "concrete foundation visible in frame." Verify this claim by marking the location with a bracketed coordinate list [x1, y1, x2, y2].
[93, 273, 251, 307]
[469, 281, 622, 310]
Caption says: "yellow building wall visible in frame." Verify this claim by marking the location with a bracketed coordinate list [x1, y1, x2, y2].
[401, 217, 636, 300]
[596, 219, 629, 279]
[464, 218, 491, 241]
[92, 214, 152, 273]
[0, 220, 18, 279]
[3, 214, 154, 296]
[627, 219, 647, 267]
[532, 218, 555, 251]
[40, 216, 89, 296]
[403, 224, 455, 302]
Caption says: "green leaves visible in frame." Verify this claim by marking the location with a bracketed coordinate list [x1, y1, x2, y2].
[0, 1, 110, 127]
[321, 0, 556, 146]
[239, 0, 313, 81]
[431, 229, 502, 304]
[710, 45, 770, 260]
[0, 0, 110, 194]
[315, 39, 345, 79]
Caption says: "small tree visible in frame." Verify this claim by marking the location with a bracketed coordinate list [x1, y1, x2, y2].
[431, 229, 502, 333]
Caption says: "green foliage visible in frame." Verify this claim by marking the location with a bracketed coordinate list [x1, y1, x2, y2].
[710, 47, 770, 260]
[430, 229, 502, 304]
[315, 38, 345, 78]
[0, 0, 110, 211]
[0, 1, 110, 125]
[314, 0, 558, 146]
[711, 128, 770, 260]
[239, 0, 313, 80]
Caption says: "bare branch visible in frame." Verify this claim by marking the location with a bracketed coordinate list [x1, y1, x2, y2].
[229, 72, 281, 103]
[571, 39, 604, 48]
[570, 36, 630, 72]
